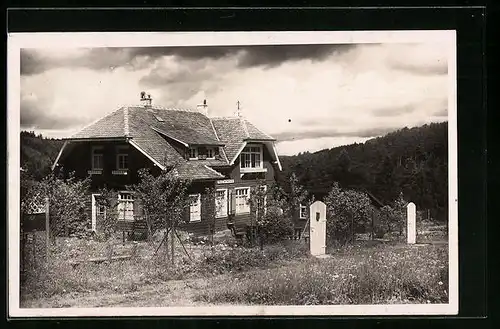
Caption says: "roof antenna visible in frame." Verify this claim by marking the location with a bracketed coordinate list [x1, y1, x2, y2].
[235, 100, 242, 117]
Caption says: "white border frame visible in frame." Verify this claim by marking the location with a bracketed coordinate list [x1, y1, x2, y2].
[8, 30, 458, 317]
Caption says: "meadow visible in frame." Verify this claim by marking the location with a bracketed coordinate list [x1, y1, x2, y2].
[20, 222, 448, 308]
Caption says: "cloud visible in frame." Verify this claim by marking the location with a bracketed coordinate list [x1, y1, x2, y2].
[20, 94, 88, 129]
[21, 44, 356, 76]
[19, 41, 452, 155]
[274, 126, 399, 142]
[385, 43, 448, 76]
[371, 103, 418, 117]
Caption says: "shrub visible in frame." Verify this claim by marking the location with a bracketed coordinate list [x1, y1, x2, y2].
[324, 183, 372, 247]
[21, 173, 91, 238]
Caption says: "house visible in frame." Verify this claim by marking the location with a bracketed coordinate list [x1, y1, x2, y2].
[51, 93, 282, 237]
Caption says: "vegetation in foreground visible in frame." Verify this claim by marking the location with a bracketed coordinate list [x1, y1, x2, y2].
[196, 244, 448, 305]
[20, 237, 309, 302]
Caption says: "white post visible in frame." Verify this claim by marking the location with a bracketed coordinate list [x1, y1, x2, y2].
[309, 201, 327, 256]
[407, 202, 416, 244]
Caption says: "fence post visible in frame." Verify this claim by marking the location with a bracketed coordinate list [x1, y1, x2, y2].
[32, 231, 37, 268]
[45, 197, 50, 258]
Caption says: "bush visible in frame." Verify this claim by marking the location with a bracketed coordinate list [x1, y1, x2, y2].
[324, 183, 372, 247]
[21, 173, 91, 238]
[258, 207, 295, 244]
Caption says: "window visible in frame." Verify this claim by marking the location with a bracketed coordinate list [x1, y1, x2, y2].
[91, 146, 104, 170]
[300, 204, 307, 219]
[215, 189, 228, 218]
[189, 194, 201, 222]
[206, 147, 215, 159]
[240, 145, 263, 169]
[235, 187, 250, 214]
[118, 192, 134, 221]
[116, 146, 129, 170]
[91, 194, 107, 232]
[189, 147, 198, 160]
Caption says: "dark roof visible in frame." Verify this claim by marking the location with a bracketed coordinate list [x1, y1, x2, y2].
[172, 162, 225, 180]
[211, 117, 276, 162]
[63, 104, 279, 180]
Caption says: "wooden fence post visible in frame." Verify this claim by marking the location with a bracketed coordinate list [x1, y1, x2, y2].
[170, 220, 175, 265]
[45, 197, 50, 258]
[32, 231, 37, 268]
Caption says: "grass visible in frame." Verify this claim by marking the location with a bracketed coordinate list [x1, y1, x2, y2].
[196, 244, 448, 305]
[20, 223, 448, 307]
[20, 235, 309, 303]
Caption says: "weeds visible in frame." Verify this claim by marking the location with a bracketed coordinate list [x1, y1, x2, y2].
[196, 244, 449, 305]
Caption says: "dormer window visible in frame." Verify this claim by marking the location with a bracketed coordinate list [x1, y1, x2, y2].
[189, 147, 198, 160]
[206, 147, 215, 159]
[240, 144, 263, 169]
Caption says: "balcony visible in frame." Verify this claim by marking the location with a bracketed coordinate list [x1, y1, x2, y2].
[112, 169, 129, 176]
[87, 169, 103, 175]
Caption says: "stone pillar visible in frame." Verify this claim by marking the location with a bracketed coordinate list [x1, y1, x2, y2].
[407, 202, 416, 244]
[309, 201, 327, 256]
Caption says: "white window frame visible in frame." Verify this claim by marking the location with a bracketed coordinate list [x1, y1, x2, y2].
[299, 204, 307, 219]
[91, 146, 104, 170]
[91, 193, 107, 232]
[215, 189, 228, 218]
[206, 147, 215, 159]
[189, 193, 201, 222]
[235, 187, 250, 214]
[189, 147, 198, 160]
[240, 144, 263, 170]
[118, 192, 134, 221]
[116, 146, 129, 170]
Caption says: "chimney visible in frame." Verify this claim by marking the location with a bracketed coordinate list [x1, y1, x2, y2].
[140, 91, 152, 108]
[197, 99, 209, 116]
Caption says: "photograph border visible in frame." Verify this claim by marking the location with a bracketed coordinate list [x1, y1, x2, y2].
[8, 30, 458, 318]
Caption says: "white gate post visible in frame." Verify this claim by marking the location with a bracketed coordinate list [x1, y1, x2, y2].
[407, 202, 416, 244]
[309, 201, 327, 257]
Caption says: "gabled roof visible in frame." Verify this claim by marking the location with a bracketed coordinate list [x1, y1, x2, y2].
[172, 162, 225, 180]
[59, 104, 280, 179]
[211, 117, 276, 163]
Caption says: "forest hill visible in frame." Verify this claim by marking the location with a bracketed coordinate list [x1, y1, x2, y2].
[278, 122, 448, 222]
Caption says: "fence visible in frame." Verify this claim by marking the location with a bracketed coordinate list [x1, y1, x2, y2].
[20, 194, 50, 281]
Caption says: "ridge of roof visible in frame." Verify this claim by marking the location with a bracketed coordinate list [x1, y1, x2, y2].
[123, 107, 130, 137]
[241, 118, 250, 138]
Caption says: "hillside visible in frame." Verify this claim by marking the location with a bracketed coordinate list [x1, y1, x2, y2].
[278, 122, 448, 221]
[20, 131, 64, 180]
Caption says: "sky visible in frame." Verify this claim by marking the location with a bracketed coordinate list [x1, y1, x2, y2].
[20, 42, 450, 156]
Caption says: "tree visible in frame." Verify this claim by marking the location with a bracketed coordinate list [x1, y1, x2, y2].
[249, 180, 294, 248]
[392, 192, 408, 236]
[129, 168, 192, 234]
[284, 172, 312, 219]
[324, 182, 372, 247]
[22, 172, 91, 240]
